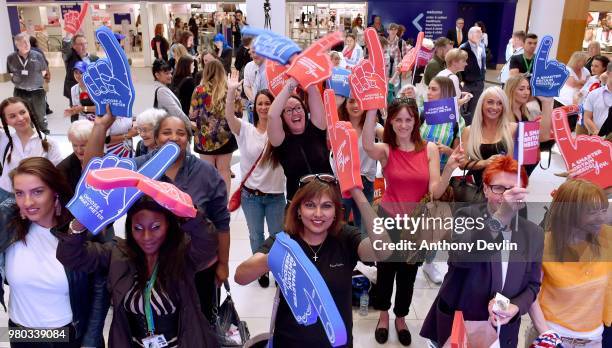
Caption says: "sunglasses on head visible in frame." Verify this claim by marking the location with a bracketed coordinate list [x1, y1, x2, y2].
[392, 96, 417, 106]
[298, 174, 338, 188]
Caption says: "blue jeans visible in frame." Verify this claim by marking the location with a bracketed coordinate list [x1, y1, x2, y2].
[241, 188, 286, 253]
[341, 176, 374, 236]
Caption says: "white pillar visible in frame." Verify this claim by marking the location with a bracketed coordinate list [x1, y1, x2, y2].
[528, 0, 565, 59]
[246, 0, 285, 35]
[0, 0, 14, 79]
[140, 1, 153, 66]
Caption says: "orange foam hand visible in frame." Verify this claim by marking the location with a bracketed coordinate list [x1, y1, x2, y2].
[285, 32, 344, 89]
[64, 1, 89, 35]
[324, 89, 363, 196]
[349, 28, 387, 111]
[86, 167, 197, 217]
[400, 31, 424, 72]
[552, 107, 612, 189]
[266, 60, 290, 97]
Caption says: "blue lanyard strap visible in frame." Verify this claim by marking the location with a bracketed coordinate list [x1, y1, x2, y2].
[144, 264, 159, 336]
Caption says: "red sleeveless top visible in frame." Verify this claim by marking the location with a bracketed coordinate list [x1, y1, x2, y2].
[380, 146, 430, 215]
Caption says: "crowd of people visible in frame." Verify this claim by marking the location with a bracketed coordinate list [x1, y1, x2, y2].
[0, 11, 610, 348]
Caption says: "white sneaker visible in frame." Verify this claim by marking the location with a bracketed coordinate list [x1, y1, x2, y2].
[422, 262, 444, 284]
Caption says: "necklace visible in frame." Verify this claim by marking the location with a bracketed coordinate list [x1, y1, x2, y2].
[306, 239, 325, 262]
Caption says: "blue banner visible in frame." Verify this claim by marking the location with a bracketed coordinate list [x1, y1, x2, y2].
[82, 26, 135, 117]
[241, 27, 302, 65]
[531, 35, 569, 97]
[268, 232, 347, 347]
[67, 143, 180, 234]
[327, 67, 351, 98]
[423, 97, 459, 125]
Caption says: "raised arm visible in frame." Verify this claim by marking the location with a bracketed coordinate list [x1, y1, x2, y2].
[56, 222, 113, 274]
[363, 109, 389, 165]
[351, 188, 392, 262]
[84, 105, 115, 166]
[538, 97, 553, 142]
[427, 142, 459, 199]
[307, 84, 326, 130]
[225, 71, 243, 136]
[268, 78, 298, 146]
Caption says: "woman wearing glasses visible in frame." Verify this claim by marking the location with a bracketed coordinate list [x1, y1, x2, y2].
[235, 174, 392, 347]
[363, 97, 460, 346]
[527, 179, 610, 348]
[267, 78, 333, 201]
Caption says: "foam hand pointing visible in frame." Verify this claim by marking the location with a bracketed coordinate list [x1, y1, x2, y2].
[241, 27, 302, 65]
[324, 89, 363, 196]
[87, 168, 196, 218]
[349, 28, 387, 111]
[531, 35, 569, 97]
[67, 143, 180, 234]
[552, 107, 612, 189]
[285, 32, 344, 89]
[82, 26, 135, 117]
[64, 1, 89, 35]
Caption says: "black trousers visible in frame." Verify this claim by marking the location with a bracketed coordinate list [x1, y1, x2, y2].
[374, 262, 419, 317]
[461, 80, 484, 126]
[8, 320, 80, 348]
[195, 262, 221, 324]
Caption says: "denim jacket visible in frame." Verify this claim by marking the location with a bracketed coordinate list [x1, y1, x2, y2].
[0, 195, 110, 347]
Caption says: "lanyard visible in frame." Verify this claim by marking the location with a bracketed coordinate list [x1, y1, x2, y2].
[17, 54, 29, 69]
[522, 55, 533, 72]
[144, 264, 159, 336]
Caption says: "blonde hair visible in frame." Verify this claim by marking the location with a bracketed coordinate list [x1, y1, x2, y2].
[466, 87, 514, 160]
[567, 51, 588, 70]
[200, 59, 227, 116]
[444, 48, 468, 66]
[504, 75, 531, 122]
[172, 44, 188, 61]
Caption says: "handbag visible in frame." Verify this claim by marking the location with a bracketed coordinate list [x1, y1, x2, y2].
[449, 160, 485, 204]
[213, 280, 251, 347]
[228, 148, 265, 212]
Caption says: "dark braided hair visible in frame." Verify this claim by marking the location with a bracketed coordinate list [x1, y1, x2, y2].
[0, 97, 49, 165]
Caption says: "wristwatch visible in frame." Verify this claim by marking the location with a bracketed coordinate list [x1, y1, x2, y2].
[69, 219, 87, 234]
[487, 215, 507, 233]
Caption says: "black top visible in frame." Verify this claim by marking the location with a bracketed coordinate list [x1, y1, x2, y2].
[234, 45, 252, 74]
[509, 54, 534, 76]
[258, 225, 363, 347]
[172, 76, 197, 116]
[151, 35, 170, 62]
[275, 121, 333, 200]
[469, 141, 507, 186]
[231, 24, 241, 50]
[218, 48, 233, 74]
[56, 152, 82, 192]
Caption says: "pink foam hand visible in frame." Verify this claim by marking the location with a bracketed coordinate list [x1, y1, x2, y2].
[64, 1, 89, 35]
[349, 28, 387, 111]
[266, 60, 290, 97]
[87, 168, 197, 217]
[285, 32, 344, 89]
[323, 89, 363, 196]
[400, 31, 424, 72]
[552, 108, 612, 189]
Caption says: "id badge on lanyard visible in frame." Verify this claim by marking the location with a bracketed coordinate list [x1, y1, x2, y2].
[18, 56, 29, 76]
[141, 264, 168, 347]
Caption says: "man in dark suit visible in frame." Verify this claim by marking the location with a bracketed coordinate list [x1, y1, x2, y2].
[460, 26, 486, 125]
[446, 18, 466, 48]
[420, 156, 544, 348]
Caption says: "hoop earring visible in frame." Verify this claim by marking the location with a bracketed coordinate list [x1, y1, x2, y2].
[54, 194, 61, 216]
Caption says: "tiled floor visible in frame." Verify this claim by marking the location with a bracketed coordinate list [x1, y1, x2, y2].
[0, 65, 566, 347]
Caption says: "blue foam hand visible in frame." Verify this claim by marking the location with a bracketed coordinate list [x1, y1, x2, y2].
[83, 26, 135, 117]
[241, 27, 302, 65]
[327, 67, 351, 98]
[531, 35, 569, 97]
[268, 232, 347, 347]
[67, 143, 180, 234]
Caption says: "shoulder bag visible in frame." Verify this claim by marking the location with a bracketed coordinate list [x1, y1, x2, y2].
[228, 148, 265, 212]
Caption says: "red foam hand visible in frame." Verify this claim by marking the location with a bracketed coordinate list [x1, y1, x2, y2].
[87, 167, 197, 217]
[349, 28, 387, 111]
[323, 89, 363, 196]
[285, 32, 344, 89]
[552, 108, 612, 189]
[64, 1, 89, 35]
[266, 60, 290, 97]
[401, 31, 424, 72]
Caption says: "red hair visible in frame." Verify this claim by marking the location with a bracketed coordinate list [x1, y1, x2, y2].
[482, 156, 529, 188]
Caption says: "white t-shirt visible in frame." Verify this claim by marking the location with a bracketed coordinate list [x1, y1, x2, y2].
[437, 69, 462, 97]
[556, 66, 590, 105]
[243, 62, 267, 102]
[0, 132, 63, 192]
[5, 223, 72, 328]
[236, 119, 285, 193]
[583, 85, 612, 129]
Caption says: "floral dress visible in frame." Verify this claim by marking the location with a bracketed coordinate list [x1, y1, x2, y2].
[189, 85, 236, 154]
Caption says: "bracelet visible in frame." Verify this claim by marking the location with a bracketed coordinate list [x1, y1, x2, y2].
[69, 219, 86, 234]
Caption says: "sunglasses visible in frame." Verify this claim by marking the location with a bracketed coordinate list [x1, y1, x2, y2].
[392, 96, 417, 106]
[298, 174, 338, 188]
